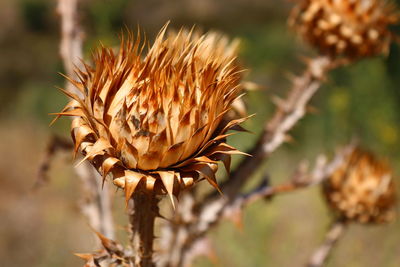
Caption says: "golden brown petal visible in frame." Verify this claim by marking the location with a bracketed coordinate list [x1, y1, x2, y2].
[55, 23, 247, 199]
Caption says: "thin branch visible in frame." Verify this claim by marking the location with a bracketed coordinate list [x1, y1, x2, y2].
[158, 193, 197, 267]
[307, 220, 347, 267]
[219, 55, 336, 199]
[224, 145, 354, 219]
[197, 55, 336, 234]
[75, 161, 115, 240]
[56, 0, 115, 240]
[57, 0, 83, 81]
[184, 146, 353, 266]
[34, 135, 72, 190]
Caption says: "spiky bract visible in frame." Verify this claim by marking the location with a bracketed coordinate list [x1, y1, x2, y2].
[323, 148, 396, 223]
[55, 24, 247, 202]
[289, 0, 399, 60]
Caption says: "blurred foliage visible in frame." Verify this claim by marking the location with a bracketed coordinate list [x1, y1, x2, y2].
[21, 0, 51, 32]
[0, 0, 399, 266]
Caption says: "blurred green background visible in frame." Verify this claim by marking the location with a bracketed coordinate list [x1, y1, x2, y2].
[1, 0, 399, 266]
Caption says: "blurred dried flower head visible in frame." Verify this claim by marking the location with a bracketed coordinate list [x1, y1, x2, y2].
[289, 0, 399, 60]
[323, 147, 396, 224]
[54, 24, 247, 203]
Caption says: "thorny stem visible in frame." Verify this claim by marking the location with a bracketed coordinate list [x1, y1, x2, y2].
[35, 135, 73, 190]
[224, 146, 353, 215]
[129, 192, 160, 267]
[218, 55, 335, 199]
[198, 56, 335, 229]
[307, 219, 347, 267]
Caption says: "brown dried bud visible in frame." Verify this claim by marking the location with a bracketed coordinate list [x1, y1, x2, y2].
[289, 0, 399, 60]
[54, 24, 248, 203]
[323, 147, 396, 224]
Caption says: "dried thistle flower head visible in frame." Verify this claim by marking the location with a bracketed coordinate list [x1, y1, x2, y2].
[323, 147, 396, 223]
[289, 0, 399, 60]
[54, 24, 248, 203]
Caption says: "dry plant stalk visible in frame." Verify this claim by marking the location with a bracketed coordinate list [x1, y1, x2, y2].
[56, 0, 115, 240]
[35, 135, 72, 189]
[218, 55, 334, 198]
[307, 219, 347, 267]
[224, 145, 355, 217]
[129, 192, 160, 266]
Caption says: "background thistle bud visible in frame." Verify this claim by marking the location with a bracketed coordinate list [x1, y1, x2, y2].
[323, 148, 396, 224]
[54, 24, 247, 202]
[289, 0, 399, 60]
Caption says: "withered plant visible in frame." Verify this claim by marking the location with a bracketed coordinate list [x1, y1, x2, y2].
[289, 0, 399, 60]
[308, 145, 397, 267]
[54, 22, 248, 265]
[41, 0, 399, 266]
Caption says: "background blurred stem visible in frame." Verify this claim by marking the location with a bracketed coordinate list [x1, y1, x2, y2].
[201, 55, 334, 235]
[214, 55, 336, 199]
[35, 135, 73, 190]
[307, 219, 347, 267]
[56, 0, 115, 240]
[57, 0, 83, 83]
